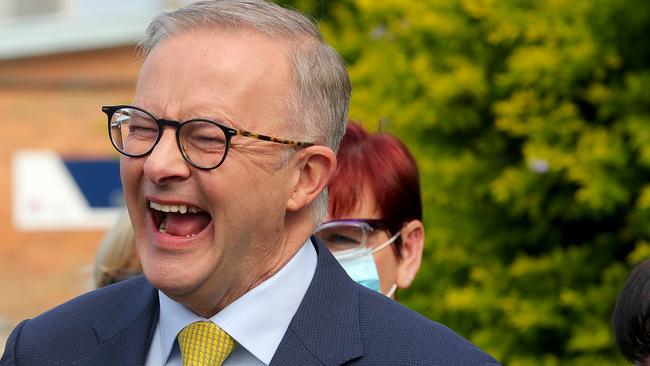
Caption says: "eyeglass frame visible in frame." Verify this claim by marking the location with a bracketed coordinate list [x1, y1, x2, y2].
[102, 105, 314, 170]
[318, 219, 389, 231]
[315, 218, 396, 252]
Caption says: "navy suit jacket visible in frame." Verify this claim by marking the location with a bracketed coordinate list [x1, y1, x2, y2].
[2, 238, 499, 365]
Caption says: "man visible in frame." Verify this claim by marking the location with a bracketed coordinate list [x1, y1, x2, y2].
[1, 1, 499, 365]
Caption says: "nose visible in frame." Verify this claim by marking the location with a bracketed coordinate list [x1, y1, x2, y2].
[143, 128, 191, 185]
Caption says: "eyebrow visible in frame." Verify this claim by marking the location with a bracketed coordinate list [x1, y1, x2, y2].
[132, 103, 243, 129]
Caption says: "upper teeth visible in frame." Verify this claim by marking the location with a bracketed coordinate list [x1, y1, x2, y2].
[149, 201, 202, 214]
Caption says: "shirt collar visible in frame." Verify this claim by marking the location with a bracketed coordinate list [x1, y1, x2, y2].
[157, 238, 317, 364]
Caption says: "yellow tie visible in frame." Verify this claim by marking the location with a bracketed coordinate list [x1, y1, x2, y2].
[177, 321, 236, 366]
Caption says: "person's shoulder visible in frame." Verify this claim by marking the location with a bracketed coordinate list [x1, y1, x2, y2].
[356, 287, 500, 366]
[5, 276, 155, 364]
[25, 276, 152, 329]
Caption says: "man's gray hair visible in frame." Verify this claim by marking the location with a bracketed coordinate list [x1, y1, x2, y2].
[139, 0, 351, 223]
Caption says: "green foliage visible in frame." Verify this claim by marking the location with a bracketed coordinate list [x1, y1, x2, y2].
[278, 0, 650, 364]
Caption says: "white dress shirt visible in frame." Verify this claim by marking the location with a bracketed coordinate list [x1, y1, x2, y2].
[145, 239, 317, 366]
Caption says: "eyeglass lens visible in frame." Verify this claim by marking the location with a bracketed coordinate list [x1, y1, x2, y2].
[315, 224, 370, 252]
[109, 107, 228, 169]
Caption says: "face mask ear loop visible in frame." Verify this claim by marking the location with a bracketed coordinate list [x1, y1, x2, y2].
[385, 283, 398, 298]
[371, 231, 401, 254]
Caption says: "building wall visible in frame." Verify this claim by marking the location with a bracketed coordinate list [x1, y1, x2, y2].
[0, 45, 140, 332]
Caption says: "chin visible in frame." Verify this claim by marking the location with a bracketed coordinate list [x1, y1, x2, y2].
[141, 257, 202, 296]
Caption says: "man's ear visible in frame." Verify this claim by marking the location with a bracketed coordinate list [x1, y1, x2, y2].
[396, 220, 424, 289]
[286, 146, 337, 212]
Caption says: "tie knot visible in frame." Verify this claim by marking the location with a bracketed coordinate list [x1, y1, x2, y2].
[178, 321, 236, 366]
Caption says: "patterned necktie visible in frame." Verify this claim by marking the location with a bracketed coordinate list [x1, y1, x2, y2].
[177, 321, 236, 366]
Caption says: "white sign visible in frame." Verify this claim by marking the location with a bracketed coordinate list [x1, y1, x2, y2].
[12, 150, 122, 231]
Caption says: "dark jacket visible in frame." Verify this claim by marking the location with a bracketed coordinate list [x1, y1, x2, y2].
[1, 238, 499, 365]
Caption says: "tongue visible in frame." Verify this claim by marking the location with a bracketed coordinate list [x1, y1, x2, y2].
[164, 212, 211, 237]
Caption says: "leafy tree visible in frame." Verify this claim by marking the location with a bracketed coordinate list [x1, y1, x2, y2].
[279, 0, 650, 364]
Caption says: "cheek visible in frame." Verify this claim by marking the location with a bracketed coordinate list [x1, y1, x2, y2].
[196, 173, 224, 209]
[373, 249, 399, 284]
[120, 158, 145, 224]
[120, 157, 143, 194]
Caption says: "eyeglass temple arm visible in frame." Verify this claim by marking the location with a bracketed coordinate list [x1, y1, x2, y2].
[236, 129, 314, 147]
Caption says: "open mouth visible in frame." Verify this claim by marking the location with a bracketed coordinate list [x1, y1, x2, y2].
[149, 201, 212, 238]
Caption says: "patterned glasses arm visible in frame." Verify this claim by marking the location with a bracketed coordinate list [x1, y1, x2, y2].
[236, 129, 314, 147]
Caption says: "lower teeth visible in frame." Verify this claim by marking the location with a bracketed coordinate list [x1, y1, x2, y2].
[157, 217, 197, 237]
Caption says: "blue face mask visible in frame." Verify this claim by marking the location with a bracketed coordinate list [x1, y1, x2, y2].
[333, 231, 401, 294]
[334, 247, 381, 292]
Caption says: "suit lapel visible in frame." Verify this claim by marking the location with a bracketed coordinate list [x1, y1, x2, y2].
[72, 276, 159, 366]
[69, 240, 363, 365]
[271, 237, 363, 366]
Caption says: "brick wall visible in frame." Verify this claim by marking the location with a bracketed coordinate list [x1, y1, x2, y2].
[0, 45, 141, 340]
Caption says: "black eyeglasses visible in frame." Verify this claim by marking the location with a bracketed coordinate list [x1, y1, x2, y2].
[102, 105, 313, 170]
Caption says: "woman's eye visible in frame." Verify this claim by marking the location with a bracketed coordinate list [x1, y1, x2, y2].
[321, 233, 362, 252]
[327, 234, 360, 245]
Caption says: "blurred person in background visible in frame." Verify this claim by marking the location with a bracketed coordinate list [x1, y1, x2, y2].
[613, 259, 650, 365]
[315, 121, 424, 299]
[94, 210, 141, 288]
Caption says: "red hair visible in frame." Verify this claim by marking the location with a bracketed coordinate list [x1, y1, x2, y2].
[328, 121, 422, 255]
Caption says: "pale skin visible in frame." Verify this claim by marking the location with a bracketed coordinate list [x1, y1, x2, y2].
[326, 187, 424, 298]
[122, 28, 336, 318]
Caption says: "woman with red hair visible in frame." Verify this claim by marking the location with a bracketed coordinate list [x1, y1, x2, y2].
[315, 121, 424, 298]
